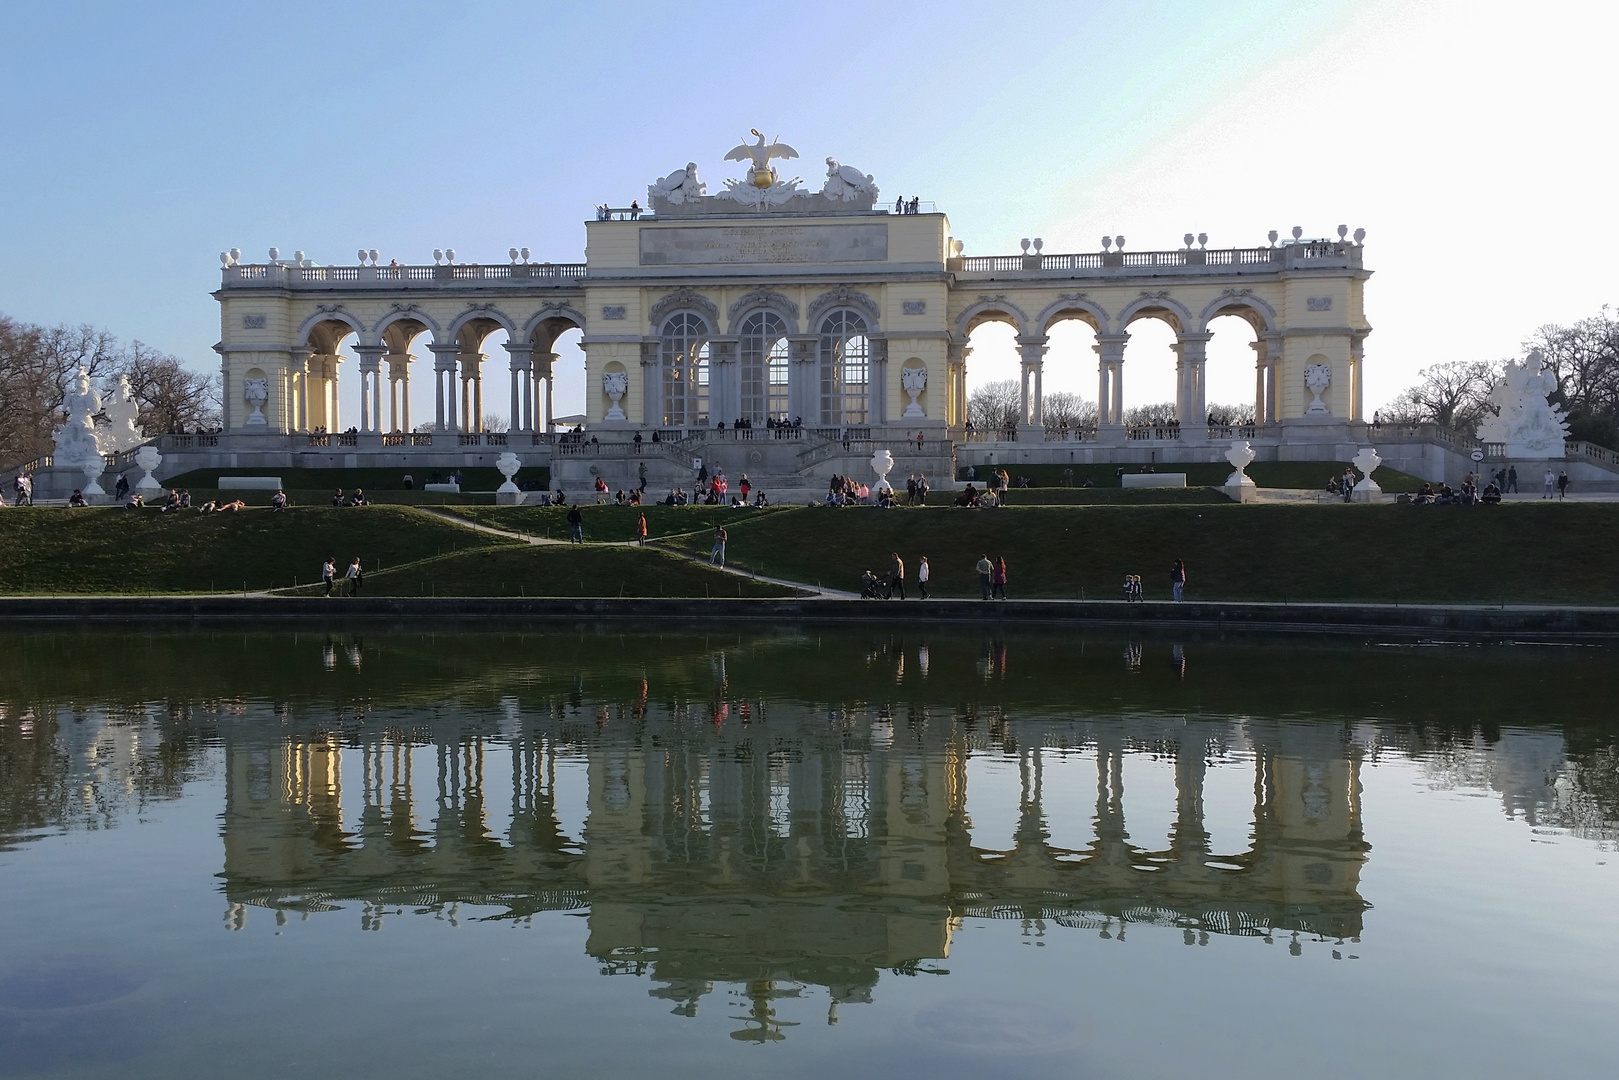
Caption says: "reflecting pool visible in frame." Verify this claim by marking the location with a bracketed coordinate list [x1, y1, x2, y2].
[1, 629, 1616, 1078]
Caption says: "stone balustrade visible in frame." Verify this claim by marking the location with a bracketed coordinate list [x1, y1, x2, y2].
[222, 262, 587, 291]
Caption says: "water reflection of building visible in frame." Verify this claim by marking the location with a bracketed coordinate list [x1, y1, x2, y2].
[219, 709, 1371, 1023]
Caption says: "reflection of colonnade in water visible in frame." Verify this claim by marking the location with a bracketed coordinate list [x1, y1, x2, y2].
[221, 711, 1367, 1017]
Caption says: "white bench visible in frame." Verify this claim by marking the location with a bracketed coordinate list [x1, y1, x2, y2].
[423, 483, 460, 493]
[1121, 473, 1187, 488]
[218, 476, 283, 490]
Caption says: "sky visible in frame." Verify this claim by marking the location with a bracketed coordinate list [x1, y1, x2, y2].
[2, 0, 1615, 426]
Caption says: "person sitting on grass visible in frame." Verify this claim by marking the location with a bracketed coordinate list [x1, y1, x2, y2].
[333, 488, 345, 506]
[69, 489, 88, 507]
[217, 499, 246, 511]
[198, 498, 218, 512]
[179, 489, 193, 508]
[124, 493, 144, 509]
[1481, 481, 1502, 504]
[554, 490, 567, 506]
[349, 489, 369, 506]
[271, 490, 288, 511]
[955, 484, 980, 508]
[755, 491, 768, 507]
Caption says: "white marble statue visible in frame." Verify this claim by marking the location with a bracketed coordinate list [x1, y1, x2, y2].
[716, 174, 802, 207]
[602, 370, 629, 422]
[100, 374, 145, 452]
[134, 444, 164, 492]
[1476, 349, 1570, 458]
[1225, 439, 1257, 487]
[648, 162, 706, 204]
[54, 366, 107, 496]
[901, 365, 927, 418]
[1352, 447, 1383, 501]
[725, 129, 798, 189]
[1304, 363, 1332, 415]
[820, 158, 880, 202]
[243, 377, 269, 426]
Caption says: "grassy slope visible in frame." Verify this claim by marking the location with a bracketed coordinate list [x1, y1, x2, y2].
[281, 545, 800, 598]
[957, 460, 1426, 491]
[668, 503, 1619, 605]
[448, 503, 796, 542]
[0, 506, 512, 593]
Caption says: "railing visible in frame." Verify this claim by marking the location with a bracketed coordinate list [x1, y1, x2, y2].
[1206, 424, 1261, 441]
[1042, 426, 1099, 442]
[1565, 440, 1619, 472]
[1126, 424, 1184, 441]
[594, 207, 651, 221]
[307, 434, 330, 447]
[161, 433, 219, 449]
[381, 433, 406, 447]
[224, 262, 587, 289]
[336, 432, 358, 446]
[954, 242, 1358, 277]
[410, 433, 433, 446]
[554, 440, 601, 456]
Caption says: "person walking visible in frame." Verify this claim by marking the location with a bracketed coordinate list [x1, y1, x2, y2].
[1543, 468, 1556, 499]
[1557, 470, 1570, 500]
[345, 557, 363, 596]
[1506, 465, 1518, 493]
[567, 504, 583, 544]
[976, 554, 993, 600]
[889, 552, 906, 600]
[636, 512, 648, 546]
[321, 557, 336, 598]
[917, 556, 930, 599]
[710, 524, 727, 566]
[1171, 558, 1187, 602]
[637, 461, 648, 492]
[991, 557, 1008, 600]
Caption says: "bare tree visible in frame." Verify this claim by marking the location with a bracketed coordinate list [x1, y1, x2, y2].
[115, 342, 222, 434]
[1041, 391, 1097, 428]
[1527, 308, 1619, 445]
[1382, 360, 1500, 432]
[481, 413, 509, 433]
[1122, 401, 1177, 427]
[967, 379, 1021, 431]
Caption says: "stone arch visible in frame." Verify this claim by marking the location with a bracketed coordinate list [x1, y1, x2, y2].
[1117, 292, 1194, 334]
[520, 303, 588, 344]
[725, 288, 800, 335]
[296, 308, 365, 350]
[374, 304, 441, 340]
[954, 296, 1028, 338]
[1036, 294, 1110, 335]
[1197, 290, 1277, 335]
[649, 288, 719, 332]
[446, 304, 518, 346]
[808, 286, 881, 333]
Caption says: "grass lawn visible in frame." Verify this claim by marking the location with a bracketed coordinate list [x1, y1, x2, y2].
[957, 460, 1426, 491]
[280, 544, 800, 598]
[664, 502, 1619, 605]
[0, 506, 514, 594]
[922, 487, 1230, 506]
[447, 503, 796, 542]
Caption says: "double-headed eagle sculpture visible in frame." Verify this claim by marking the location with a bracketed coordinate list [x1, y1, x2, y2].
[725, 129, 798, 189]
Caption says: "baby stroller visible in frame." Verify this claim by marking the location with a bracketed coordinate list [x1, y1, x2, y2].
[860, 570, 891, 599]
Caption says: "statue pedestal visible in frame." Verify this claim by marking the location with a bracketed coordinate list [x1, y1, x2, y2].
[1221, 482, 1257, 503]
[496, 490, 526, 506]
[1352, 480, 1384, 503]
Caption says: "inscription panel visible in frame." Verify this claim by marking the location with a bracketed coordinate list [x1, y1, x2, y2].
[641, 224, 888, 266]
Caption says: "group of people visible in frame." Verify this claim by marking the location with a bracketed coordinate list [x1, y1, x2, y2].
[331, 488, 370, 506]
[893, 196, 923, 215]
[861, 552, 931, 599]
[319, 556, 364, 597]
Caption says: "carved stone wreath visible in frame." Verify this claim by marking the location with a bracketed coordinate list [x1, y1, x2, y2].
[807, 286, 881, 331]
[726, 289, 800, 334]
[649, 288, 719, 331]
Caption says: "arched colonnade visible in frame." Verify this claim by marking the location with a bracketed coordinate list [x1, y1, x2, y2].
[288, 303, 587, 434]
[952, 290, 1303, 429]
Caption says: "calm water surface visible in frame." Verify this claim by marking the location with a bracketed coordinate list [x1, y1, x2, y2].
[1, 629, 1616, 1079]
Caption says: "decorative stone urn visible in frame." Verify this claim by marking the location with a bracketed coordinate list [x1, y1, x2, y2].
[495, 451, 525, 505]
[901, 365, 928, 419]
[1304, 363, 1332, 415]
[1352, 446, 1383, 502]
[243, 378, 269, 426]
[870, 449, 894, 486]
[134, 444, 164, 492]
[602, 370, 629, 422]
[1225, 439, 1257, 487]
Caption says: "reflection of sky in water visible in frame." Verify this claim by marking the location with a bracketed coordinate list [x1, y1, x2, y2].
[0, 631, 1616, 1079]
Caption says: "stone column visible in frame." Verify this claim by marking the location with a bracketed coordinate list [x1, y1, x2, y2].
[707, 337, 738, 426]
[1015, 337, 1048, 431]
[638, 342, 661, 428]
[1257, 332, 1283, 422]
[1252, 340, 1267, 423]
[868, 337, 889, 426]
[1351, 333, 1368, 422]
[293, 353, 310, 432]
[539, 352, 557, 431]
[430, 344, 459, 432]
[504, 342, 534, 432]
[354, 346, 384, 433]
[1176, 333, 1211, 437]
[788, 336, 816, 425]
[1094, 334, 1128, 425]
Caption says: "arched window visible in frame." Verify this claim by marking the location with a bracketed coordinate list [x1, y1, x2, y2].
[661, 313, 709, 427]
[818, 311, 868, 425]
[739, 310, 789, 423]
